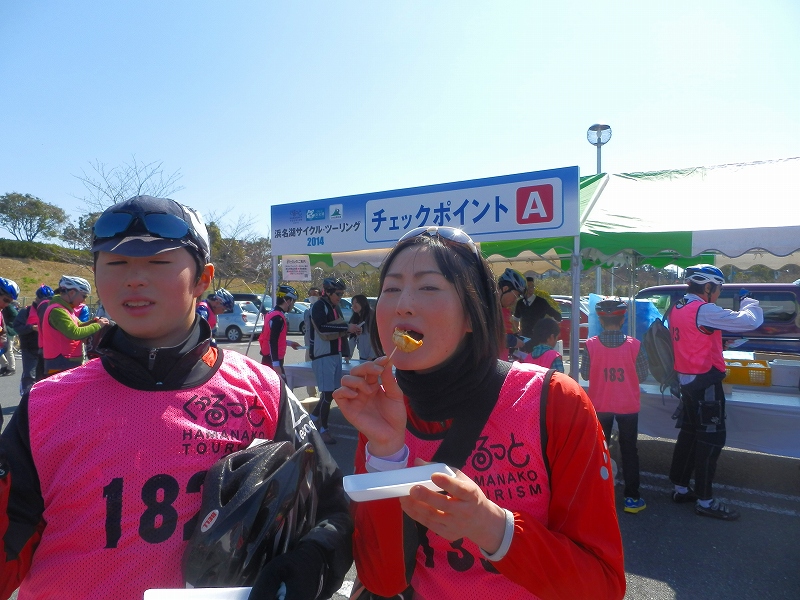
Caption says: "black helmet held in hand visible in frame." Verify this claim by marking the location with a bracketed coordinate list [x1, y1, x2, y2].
[182, 441, 319, 587]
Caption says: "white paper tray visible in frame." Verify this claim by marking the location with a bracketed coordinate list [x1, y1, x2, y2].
[144, 589, 251, 599]
[343, 463, 454, 502]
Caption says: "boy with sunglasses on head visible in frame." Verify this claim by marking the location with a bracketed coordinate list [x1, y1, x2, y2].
[40, 275, 109, 376]
[0, 195, 352, 600]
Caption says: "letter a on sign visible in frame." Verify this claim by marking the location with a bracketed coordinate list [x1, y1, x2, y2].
[516, 185, 554, 225]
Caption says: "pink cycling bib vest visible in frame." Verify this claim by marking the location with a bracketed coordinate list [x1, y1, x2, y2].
[35, 300, 49, 351]
[523, 349, 559, 369]
[41, 302, 82, 360]
[20, 351, 282, 600]
[264, 309, 288, 359]
[670, 300, 725, 375]
[405, 362, 551, 600]
[586, 336, 641, 414]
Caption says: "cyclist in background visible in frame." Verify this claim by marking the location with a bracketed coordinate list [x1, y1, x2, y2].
[668, 264, 763, 521]
[196, 287, 234, 344]
[40, 276, 109, 376]
[261, 285, 301, 381]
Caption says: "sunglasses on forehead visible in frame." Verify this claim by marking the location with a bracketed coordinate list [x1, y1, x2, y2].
[397, 226, 481, 259]
[94, 210, 193, 240]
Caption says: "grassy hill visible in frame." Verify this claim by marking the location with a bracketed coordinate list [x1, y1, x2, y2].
[0, 256, 94, 304]
[0, 256, 266, 306]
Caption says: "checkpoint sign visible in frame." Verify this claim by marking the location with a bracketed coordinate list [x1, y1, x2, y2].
[271, 166, 579, 256]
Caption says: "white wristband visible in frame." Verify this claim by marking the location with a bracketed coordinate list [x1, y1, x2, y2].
[272, 361, 281, 367]
[480, 509, 515, 562]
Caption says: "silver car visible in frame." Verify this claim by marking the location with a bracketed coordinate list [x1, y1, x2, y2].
[216, 301, 263, 342]
[286, 301, 310, 334]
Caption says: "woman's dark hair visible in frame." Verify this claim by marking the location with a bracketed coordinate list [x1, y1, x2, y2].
[349, 294, 371, 325]
[370, 233, 504, 370]
[530, 316, 561, 346]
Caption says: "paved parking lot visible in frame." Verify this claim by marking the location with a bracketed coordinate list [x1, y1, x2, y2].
[1, 337, 798, 599]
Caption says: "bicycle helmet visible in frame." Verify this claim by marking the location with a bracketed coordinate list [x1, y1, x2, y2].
[498, 268, 526, 294]
[35, 285, 55, 299]
[684, 264, 725, 286]
[0, 278, 19, 300]
[208, 288, 234, 311]
[595, 298, 628, 316]
[182, 441, 319, 587]
[277, 284, 299, 301]
[58, 275, 92, 295]
[92, 195, 211, 265]
[322, 277, 346, 292]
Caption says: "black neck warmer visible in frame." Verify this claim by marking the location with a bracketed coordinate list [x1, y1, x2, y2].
[97, 317, 218, 390]
[395, 336, 505, 422]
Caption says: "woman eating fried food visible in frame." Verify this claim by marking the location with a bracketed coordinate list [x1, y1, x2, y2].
[333, 226, 625, 600]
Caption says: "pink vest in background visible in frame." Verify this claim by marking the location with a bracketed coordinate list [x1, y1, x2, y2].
[670, 300, 726, 375]
[196, 300, 217, 329]
[41, 302, 83, 360]
[586, 336, 641, 414]
[264, 309, 288, 359]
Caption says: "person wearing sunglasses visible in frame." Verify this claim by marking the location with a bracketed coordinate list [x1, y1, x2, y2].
[38, 275, 109, 377]
[0, 196, 353, 600]
[309, 277, 362, 444]
[334, 225, 625, 600]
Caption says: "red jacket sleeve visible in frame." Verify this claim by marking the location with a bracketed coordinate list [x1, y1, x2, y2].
[491, 373, 626, 599]
[351, 374, 626, 600]
[350, 434, 412, 597]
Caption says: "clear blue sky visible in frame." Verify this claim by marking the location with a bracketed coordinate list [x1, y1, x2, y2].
[1, 1, 798, 239]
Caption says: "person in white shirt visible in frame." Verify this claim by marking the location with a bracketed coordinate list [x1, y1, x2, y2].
[668, 264, 763, 521]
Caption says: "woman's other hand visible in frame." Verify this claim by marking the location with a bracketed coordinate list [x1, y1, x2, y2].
[333, 355, 406, 456]
[399, 461, 506, 555]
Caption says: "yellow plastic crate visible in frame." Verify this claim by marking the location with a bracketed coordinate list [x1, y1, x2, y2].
[724, 360, 772, 386]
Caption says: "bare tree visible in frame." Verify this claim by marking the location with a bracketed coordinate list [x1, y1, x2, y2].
[73, 156, 184, 212]
[60, 212, 101, 250]
[206, 211, 272, 290]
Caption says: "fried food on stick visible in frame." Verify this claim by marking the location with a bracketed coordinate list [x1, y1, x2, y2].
[392, 328, 423, 353]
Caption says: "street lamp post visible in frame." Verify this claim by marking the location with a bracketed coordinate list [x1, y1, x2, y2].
[587, 124, 612, 294]
[587, 123, 612, 174]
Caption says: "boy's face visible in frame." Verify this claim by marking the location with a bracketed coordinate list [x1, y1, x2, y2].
[95, 248, 212, 347]
[0, 294, 13, 308]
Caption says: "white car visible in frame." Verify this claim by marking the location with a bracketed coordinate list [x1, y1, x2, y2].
[216, 301, 263, 342]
